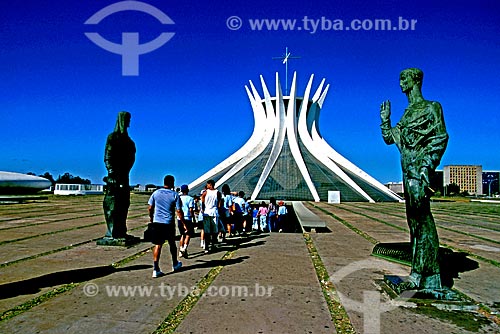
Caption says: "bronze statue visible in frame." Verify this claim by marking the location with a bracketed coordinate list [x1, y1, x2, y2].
[380, 68, 449, 293]
[102, 111, 136, 241]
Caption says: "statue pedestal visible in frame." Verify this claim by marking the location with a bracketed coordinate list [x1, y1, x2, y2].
[372, 243, 475, 301]
[383, 275, 462, 301]
[96, 235, 141, 247]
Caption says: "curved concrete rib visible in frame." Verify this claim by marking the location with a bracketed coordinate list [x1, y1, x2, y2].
[212, 78, 276, 189]
[189, 72, 402, 202]
[251, 73, 287, 199]
[285, 73, 320, 201]
[298, 76, 375, 202]
[189, 80, 268, 190]
[309, 91, 402, 201]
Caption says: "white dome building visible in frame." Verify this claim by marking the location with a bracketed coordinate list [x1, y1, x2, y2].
[0, 171, 52, 194]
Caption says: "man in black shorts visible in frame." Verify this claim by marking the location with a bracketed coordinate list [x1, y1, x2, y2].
[178, 184, 195, 258]
[148, 175, 185, 278]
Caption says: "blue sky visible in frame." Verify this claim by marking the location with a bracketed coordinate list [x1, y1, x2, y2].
[1, 0, 499, 186]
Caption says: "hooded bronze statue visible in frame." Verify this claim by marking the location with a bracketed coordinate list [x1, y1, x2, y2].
[380, 68, 449, 295]
[102, 111, 136, 240]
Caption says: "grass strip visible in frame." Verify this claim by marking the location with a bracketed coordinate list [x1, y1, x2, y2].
[0, 211, 146, 246]
[348, 202, 500, 234]
[310, 203, 378, 244]
[152, 250, 237, 334]
[317, 203, 500, 269]
[0, 203, 146, 228]
[310, 203, 500, 326]
[316, 203, 500, 333]
[0, 221, 102, 246]
[332, 204, 408, 232]
[303, 232, 356, 334]
[0, 239, 96, 269]
[0, 247, 150, 322]
[0, 219, 147, 268]
[437, 225, 500, 245]
[0, 283, 80, 322]
[0, 211, 97, 225]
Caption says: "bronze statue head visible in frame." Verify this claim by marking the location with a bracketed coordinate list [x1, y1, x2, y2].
[114, 111, 131, 134]
[400, 68, 423, 93]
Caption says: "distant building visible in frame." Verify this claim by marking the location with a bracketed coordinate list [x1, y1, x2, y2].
[0, 171, 52, 195]
[146, 185, 158, 192]
[482, 171, 499, 196]
[443, 165, 482, 195]
[384, 182, 404, 194]
[134, 184, 146, 192]
[54, 184, 104, 195]
[386, 170, 444, 196]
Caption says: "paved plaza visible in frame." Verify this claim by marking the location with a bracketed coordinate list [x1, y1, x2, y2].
[0, 194, 499, 333]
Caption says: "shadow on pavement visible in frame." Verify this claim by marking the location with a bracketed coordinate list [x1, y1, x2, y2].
[172, 233, 270, 273]
[0, 264, 150, 299]
[372, 242, 479, 288]
[171, 256, 250, 275]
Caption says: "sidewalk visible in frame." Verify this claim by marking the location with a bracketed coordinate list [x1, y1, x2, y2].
[176, 233, 334, 333]
[0, 196, 498, 333]
[306, 201, 500, 333]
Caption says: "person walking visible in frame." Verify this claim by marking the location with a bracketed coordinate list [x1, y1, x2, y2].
[201, 179, 221, 253]
[193, 195, 205, 249]
[252, 206, 259, 231]
[244, 197, 253, 234]
[277, 201, 288, 233]
[220, 184, 233, 240]
[267, 197, 278, 232]
[257, 201, 268, 232]
[232, 191, 246, 235]
[147, 175, 184, 278]
[178, 184, 195, 259]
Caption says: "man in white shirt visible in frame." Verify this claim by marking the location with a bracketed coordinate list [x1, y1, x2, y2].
[277, 201, 288, 233]
[201, 179, 221, 253]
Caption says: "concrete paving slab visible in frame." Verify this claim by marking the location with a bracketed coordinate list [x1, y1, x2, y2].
[177, 233, 335, 333]
[307, 203, 500, 333]
[0, 243, 218, 333]
[1, 197, 499, 333]
[0, 242, 150, 313]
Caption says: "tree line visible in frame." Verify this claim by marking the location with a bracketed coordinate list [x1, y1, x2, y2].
[28, 172, 91, 186]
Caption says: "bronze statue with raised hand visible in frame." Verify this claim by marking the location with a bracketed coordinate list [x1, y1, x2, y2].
[380, 68, 449, 293]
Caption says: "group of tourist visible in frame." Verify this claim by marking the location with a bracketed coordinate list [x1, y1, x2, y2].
[109, 66, 455, 294]
[194, 181, 289, 252]
[146, 176, 289, 278]
[101, 113, 290, 278]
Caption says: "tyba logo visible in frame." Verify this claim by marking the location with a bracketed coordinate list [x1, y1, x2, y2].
[84, 1, 175, 76]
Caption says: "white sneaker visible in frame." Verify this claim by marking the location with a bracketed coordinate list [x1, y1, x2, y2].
[200, 241, 205, 248]
[152, 270, 165, 278]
